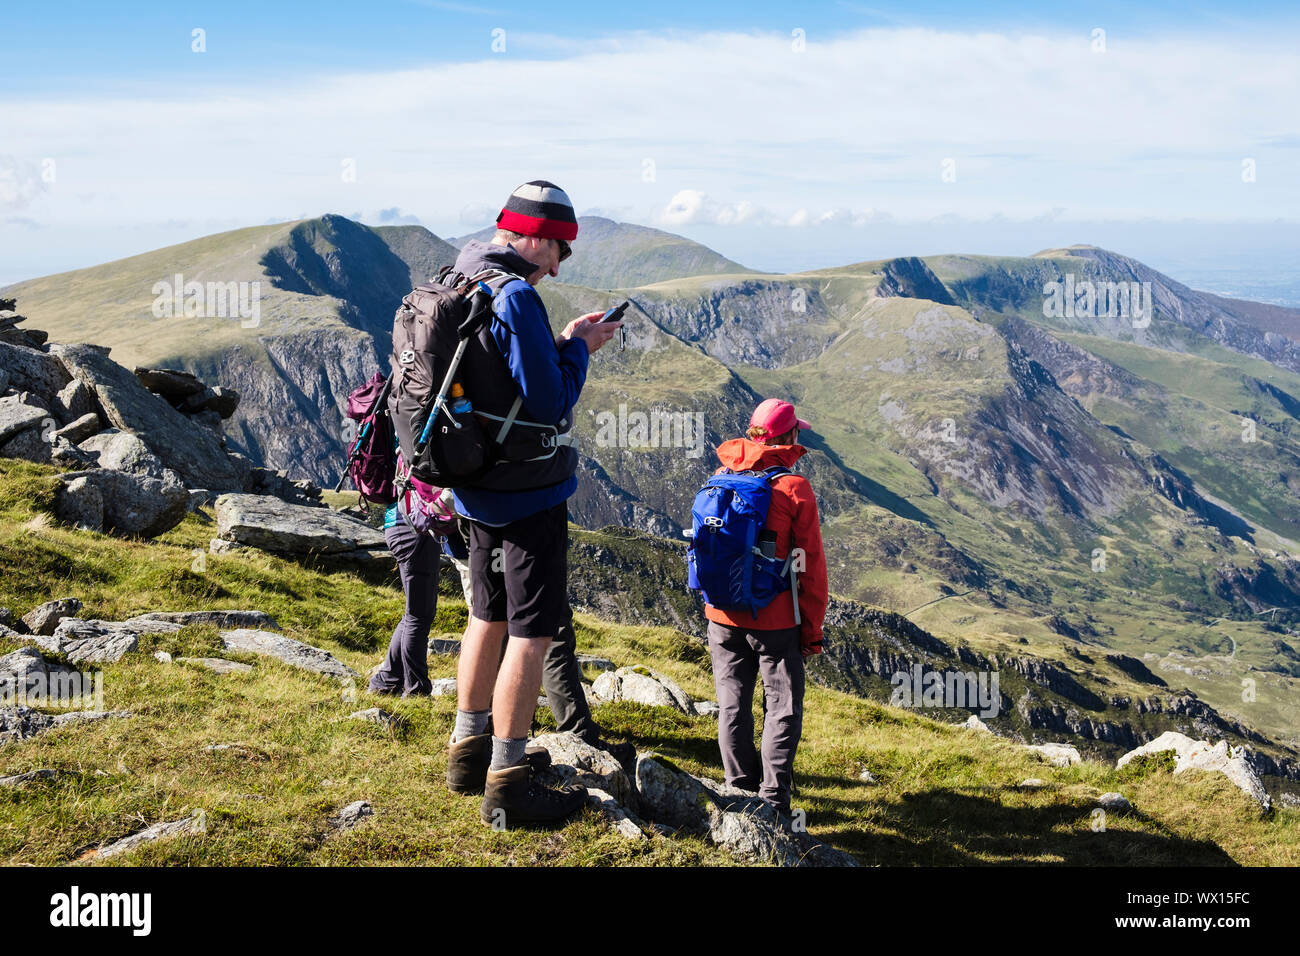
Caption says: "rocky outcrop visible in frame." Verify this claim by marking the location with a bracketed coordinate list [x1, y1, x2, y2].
[634, 754, 857, 866]
[21, 598, 83, 636]
[1117, 731, 1271, 811]
[0, 306, 49, 349]
[530, 732, 637, 808]
[214, 493, 385, 556]
[218, 628, 356, 679]
[0, 394, 48, 445]
[127, 609, 279, 630]
[30, 617, 184, 664]
[55, 469, 190, 537]
[78, 429, 181, 483]
[0, 704, 132, 746]
[874, 257, 956, 305]
[90, 814, 205, 860]
[524, 732, 856, 864]
[50, 343, 246, 490]
[590, 666, 693, 712]
[134, 367, 240, 424]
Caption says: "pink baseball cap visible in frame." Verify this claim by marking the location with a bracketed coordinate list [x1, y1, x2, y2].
[749, 398, 811, 443]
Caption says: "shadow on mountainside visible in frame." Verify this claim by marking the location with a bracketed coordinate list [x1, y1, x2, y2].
[809, 438, 934, 527]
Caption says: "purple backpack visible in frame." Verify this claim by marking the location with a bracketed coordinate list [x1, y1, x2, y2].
[336, 371, 397, 504]
[394, 452, 459, 537]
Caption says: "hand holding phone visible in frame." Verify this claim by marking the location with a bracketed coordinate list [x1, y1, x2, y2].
[600, 301, 629, 324]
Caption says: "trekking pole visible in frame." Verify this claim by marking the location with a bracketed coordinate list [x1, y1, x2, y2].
[415, 282, 495, 455]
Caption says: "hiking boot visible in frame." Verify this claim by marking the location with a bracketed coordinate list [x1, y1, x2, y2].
[480, 760, 587, 829]
[445, 735, 552, 794]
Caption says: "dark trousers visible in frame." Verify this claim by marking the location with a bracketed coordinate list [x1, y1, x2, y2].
[544, 604, 602, 742]
[706, 620, 805, 814]
[369, 521, 436, 696]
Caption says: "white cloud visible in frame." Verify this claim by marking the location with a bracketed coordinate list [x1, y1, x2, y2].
[1, 25, 1297, 275]
[0, 156, 49, 211]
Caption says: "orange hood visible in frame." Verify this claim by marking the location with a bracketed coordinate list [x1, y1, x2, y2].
[714, 437, 807, 472]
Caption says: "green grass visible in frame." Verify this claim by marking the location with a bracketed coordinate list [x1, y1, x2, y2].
[2, 458, 1298, 865]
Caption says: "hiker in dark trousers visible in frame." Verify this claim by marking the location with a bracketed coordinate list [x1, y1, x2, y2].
[702, 399, 828, 817]
[444, 181, 622, 828]
[369, 503, 437, 697]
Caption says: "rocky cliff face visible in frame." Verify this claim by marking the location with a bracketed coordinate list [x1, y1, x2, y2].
[942, 246, 1300, 374]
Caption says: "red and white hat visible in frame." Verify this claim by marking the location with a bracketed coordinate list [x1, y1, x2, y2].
[496, 180, 579, 241]
[749, 398, 811, 443]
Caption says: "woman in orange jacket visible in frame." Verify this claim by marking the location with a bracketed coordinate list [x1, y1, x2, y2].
[703, 398, 827, 818]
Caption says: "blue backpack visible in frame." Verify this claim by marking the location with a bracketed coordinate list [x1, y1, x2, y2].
[686, 466, 795, 615]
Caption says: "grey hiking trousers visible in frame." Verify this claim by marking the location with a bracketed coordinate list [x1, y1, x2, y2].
[369, 520, 436, 697]
[706, 620, 805, 814]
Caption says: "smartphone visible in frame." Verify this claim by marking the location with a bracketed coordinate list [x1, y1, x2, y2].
[599, 301, 629, 324]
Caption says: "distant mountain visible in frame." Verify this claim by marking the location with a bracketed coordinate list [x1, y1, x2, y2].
[7, 220, 1300, 755]
[449, 215, 757, 289]
[1, 215, 461, 480]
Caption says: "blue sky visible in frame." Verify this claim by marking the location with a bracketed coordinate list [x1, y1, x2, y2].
[3, 1, 1300, 297]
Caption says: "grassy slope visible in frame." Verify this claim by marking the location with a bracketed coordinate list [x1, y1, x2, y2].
[0, 220, 350, 371]
[1, 460, 1297, 866]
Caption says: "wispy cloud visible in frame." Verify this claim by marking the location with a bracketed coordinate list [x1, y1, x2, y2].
[2, 25, 1297, 277]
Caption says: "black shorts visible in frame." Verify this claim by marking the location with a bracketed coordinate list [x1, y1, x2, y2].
[466, 502, 568, 638]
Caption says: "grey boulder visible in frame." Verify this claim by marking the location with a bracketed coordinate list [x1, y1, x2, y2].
[78, 429, 179, 482]
[214, 493, 386, 554]
[0, 341, 71, 400]
[1117, 731, 1271, 811]
[55, 469, 190, 537]
[0, 393, 49, 444]
[1026, 742, 1083, 767]
[53, 412, 103, 444]
[592, 666, 692, 712]
[133, 367, 206, 401]
[34, 617, 184, 664]
[21, 598, 83, 636]
[529, 731, 636, 808]
[219, 628, 357, 679]
[51, 344, 245, 490]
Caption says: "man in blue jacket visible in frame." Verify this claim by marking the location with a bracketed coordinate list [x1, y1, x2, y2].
[444, 181, 621, 828]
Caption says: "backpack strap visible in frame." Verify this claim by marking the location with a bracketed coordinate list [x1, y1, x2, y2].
[495, 395, 524, 444]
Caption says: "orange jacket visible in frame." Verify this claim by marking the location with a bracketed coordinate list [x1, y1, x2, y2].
[702, 438, 828, 655]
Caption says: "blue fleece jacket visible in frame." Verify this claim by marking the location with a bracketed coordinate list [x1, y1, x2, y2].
[449, 240, 589, 525]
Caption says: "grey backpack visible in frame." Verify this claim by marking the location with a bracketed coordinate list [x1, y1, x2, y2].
[387, 266, 515, 487]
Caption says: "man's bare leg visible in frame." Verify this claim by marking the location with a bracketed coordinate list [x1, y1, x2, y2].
[453, 616, 508, 739]
[490, 635, 552, 765]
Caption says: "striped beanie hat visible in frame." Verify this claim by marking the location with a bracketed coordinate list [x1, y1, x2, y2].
[496, 180, 579, 241]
